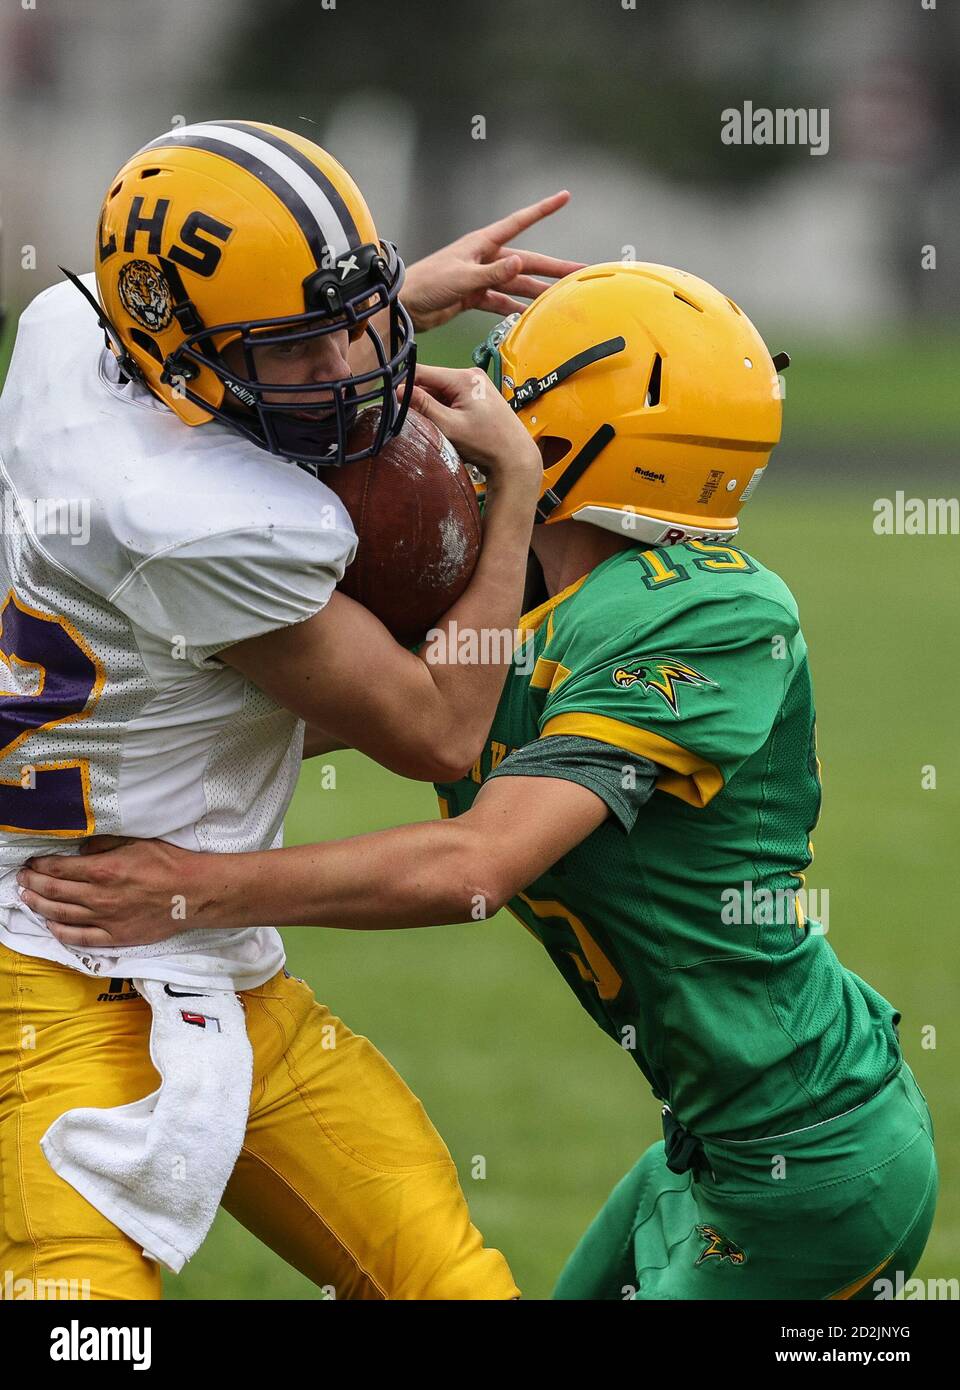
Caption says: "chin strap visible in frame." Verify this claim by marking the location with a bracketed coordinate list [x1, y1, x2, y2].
[59, 266, 146, 385]
[156, 257, 206, 337]
[536, 423, 616, 523]
[508, 337, 626, 411]
[472, 318, 626, 411]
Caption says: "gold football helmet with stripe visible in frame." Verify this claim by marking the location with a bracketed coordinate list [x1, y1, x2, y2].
[75, 120, 415, 467]
[474, 262, 786, 544]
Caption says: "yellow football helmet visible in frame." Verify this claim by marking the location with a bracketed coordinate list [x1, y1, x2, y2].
[68, 120, 415, 467]
[474, 262, 786, 543]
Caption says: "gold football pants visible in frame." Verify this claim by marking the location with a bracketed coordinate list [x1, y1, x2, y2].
[0, 947, 517, 1300]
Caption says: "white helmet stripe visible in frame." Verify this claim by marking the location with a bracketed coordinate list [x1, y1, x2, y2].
[144, 122, 354, 262]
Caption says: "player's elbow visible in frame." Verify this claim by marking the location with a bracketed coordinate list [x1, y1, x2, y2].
[368, 727, 477, 783]
[408, 731, 482, 784]
[437, 723, 491, 782]
[430, 750, 480, 784]
[441, 869, 509, 924]
[460, 866, 517, 922]
[471, 879, 511, 920]
[392, 748, 475, 783]
[429, 827, 513, 922]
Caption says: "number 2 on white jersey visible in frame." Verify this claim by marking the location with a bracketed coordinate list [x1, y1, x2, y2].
[0, 591, 103, 835]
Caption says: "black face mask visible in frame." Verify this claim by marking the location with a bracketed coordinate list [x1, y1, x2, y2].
[160, 240, 416, 469]
[257, 386, 360, 476]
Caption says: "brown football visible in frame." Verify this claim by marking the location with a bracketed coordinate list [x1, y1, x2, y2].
[321, 406, 482, 646]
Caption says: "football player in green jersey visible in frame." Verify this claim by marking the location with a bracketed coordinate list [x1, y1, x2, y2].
[24, 264, 938, 1300]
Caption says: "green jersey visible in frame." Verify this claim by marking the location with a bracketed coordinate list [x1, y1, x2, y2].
[436, 540, 901, 1139]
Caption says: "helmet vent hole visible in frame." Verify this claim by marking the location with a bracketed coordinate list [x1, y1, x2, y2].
[140, 168, 162, 179]
[644, 354, 663, 407]
[537, 436, 572, 468]
[726, 298, 743, 315]
[108, 181, 123, 199]
[128, 328, 163, 364]
[673, 291, 703, 313]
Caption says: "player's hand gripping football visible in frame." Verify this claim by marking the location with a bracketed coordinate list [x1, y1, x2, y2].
[410, 362, 541, 482]
[18, 838, 206, 948]
[402, 191, 583, 331]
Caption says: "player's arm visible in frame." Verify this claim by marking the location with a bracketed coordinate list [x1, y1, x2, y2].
[222, 364, 541, 783]
[21, 738, 658, 946]
[20, 774, 611, 947]
[302, 726, 348, 759]
[300, 557, 546, 763]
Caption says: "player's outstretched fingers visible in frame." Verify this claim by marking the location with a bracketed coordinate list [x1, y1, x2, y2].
[499, 247, 585, 279]
[476, 190, 572, 249]
[463, 255, 523, 296]
[492, 274, 553, 301]
[473, 292, 529, 318]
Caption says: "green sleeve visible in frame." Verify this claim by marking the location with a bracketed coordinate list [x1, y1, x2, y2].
[485, 734, 658, 832]
[539, 595, 804, 805]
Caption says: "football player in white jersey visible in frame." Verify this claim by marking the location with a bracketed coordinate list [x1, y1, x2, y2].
[0, 120, 580, 1299]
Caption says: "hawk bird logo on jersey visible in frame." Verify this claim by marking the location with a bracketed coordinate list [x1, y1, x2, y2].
[694, 1223, 746, 1267]
[118, 259, 174, 332]
[612, 657, 716, 715]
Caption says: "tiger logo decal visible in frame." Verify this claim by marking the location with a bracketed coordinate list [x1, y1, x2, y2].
[118, 259, 173, 332]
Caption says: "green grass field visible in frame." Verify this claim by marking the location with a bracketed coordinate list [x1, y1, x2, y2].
[163, 465, 960, 1299]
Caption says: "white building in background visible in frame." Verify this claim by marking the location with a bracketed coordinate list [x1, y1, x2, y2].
[0, 0, 245, 316]
[0, 0, 953, 335]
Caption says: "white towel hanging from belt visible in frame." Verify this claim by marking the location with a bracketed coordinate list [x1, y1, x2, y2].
[40, 976, 253, 1273]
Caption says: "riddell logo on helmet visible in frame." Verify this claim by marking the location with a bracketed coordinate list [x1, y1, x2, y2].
[634, 467, 666, 484]
[658, 527, 730, 545]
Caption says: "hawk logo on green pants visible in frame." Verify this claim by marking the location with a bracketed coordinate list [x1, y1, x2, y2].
[694, 1224, 746, 1267]
[612, 657, 716, 715]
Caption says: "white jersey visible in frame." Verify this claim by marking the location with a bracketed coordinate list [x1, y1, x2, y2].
[0, 276, 357, 987]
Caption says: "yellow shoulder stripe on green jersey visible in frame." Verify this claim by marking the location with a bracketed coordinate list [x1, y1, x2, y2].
[530, 657, 572, 691]
[540, 712, 724, 808]
[518, 571, 590, 644]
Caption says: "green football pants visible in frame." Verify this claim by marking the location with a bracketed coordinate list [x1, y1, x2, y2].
[554, 1063, 938, 1300]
